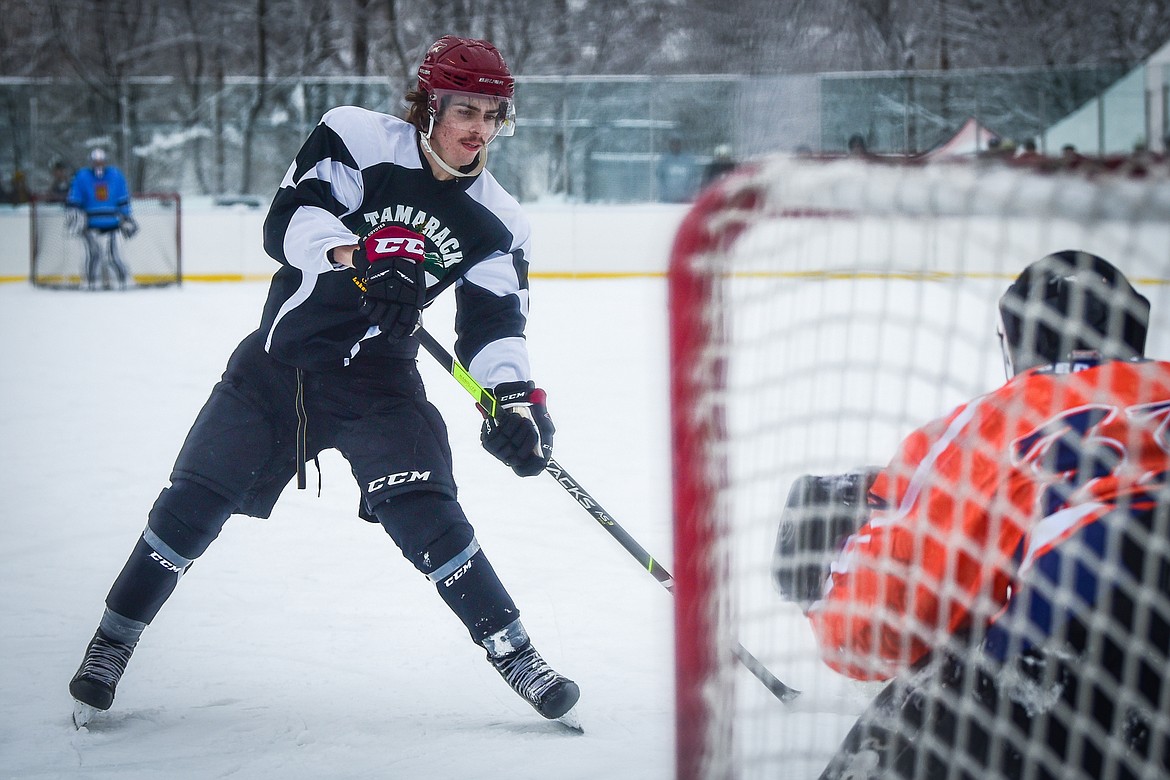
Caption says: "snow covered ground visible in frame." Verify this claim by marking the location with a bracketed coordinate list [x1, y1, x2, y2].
[0, 279, 676, 779]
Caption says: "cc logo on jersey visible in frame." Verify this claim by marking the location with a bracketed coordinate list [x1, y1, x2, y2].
[372, 235, 426, 257]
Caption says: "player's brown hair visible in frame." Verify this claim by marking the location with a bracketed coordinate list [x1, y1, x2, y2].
[404, 89, 430, 133]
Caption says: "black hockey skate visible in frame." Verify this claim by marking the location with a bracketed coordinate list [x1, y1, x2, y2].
[491, 642, 581, 728]
[69, 629, 137, 727]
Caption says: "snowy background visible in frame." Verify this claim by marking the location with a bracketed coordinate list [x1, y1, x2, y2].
[0, 279, 677, 779]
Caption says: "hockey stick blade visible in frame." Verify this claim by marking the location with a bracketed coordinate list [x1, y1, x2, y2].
[734, 644, 801, 702]
[414, 326, 801, 704]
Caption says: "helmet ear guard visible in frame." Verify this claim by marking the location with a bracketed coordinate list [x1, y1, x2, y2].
[998, 250, 1150, 377]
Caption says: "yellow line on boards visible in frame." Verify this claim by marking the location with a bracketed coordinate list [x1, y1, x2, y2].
[531, 271, 664, 280]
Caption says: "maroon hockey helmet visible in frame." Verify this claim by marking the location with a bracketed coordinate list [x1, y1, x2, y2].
[417, 36, 514, 99]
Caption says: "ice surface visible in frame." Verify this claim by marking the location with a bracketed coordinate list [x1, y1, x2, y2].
[0, 279, 674, 779]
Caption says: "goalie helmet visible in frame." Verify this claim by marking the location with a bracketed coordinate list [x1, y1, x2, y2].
[997, 250, 1150, 376]
[89, 148, 107, 167]
[417, 36, 514, 99]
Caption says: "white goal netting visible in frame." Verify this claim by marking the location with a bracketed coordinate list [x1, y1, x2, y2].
[31, 193, 182, 288]
[669, 158, 1170, 780]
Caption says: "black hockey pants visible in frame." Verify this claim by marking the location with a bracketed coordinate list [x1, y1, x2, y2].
[103, 329, 519, 643]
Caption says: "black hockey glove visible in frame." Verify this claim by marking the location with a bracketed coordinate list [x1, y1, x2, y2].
[352, 224, 427, 341]
[773, 469, 881, 610]
[480, 381, 555, 477]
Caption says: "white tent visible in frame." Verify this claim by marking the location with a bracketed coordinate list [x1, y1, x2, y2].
[1145, 40, 1170, 152]
[922, 117, 1003, 159]
[1042, 40, 1170, 155]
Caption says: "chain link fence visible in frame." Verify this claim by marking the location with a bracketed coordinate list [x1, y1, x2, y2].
[0, 64, 1147, 204]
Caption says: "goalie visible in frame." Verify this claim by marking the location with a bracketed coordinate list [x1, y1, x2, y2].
[66, 148, 138, 290]
[775, 251, 1170, 779]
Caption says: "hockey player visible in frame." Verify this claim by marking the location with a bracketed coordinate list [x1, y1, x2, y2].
[69, 35, 580, 729]
[774, 250, 1170, 779]
[66, 148, 137, 290]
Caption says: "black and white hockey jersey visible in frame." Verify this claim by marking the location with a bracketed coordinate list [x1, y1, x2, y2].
[259, 106, 532, 389]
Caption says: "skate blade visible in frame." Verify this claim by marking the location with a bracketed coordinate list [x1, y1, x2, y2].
[556, 706, 583, 733]
[72, 700, 98, 729]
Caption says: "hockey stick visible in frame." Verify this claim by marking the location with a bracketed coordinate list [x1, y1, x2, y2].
[414, 325, 801, 703]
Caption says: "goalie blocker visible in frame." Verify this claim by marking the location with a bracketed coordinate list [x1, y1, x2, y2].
[773, 469, 882, 610]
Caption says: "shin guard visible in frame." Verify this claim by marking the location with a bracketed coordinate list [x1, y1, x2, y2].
[105, 528, 194, 626]
[428, 543, 519, 643]
[374, 492, 519, 643]
[104, 480, 234, 626]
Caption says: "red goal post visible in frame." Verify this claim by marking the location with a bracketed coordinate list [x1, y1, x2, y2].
[30, 192, 182, 288]
[668, 157, 1170, 780]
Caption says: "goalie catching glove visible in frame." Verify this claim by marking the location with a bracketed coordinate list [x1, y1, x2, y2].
[352, 224, 428, 341]
[773, 469, 881, 610]
[480, 381, 555, 477]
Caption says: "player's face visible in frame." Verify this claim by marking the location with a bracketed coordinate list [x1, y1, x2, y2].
[428, 92, 514, 170]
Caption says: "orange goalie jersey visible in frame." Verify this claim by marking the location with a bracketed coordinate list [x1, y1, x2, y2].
[807, 357, 1170, 681]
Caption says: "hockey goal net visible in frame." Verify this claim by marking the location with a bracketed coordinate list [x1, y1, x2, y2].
[669, 158, 1170, 780]
[30, 192, 182, 288]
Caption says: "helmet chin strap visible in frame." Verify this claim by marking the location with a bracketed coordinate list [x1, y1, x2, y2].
[420, 114, 487, 179]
